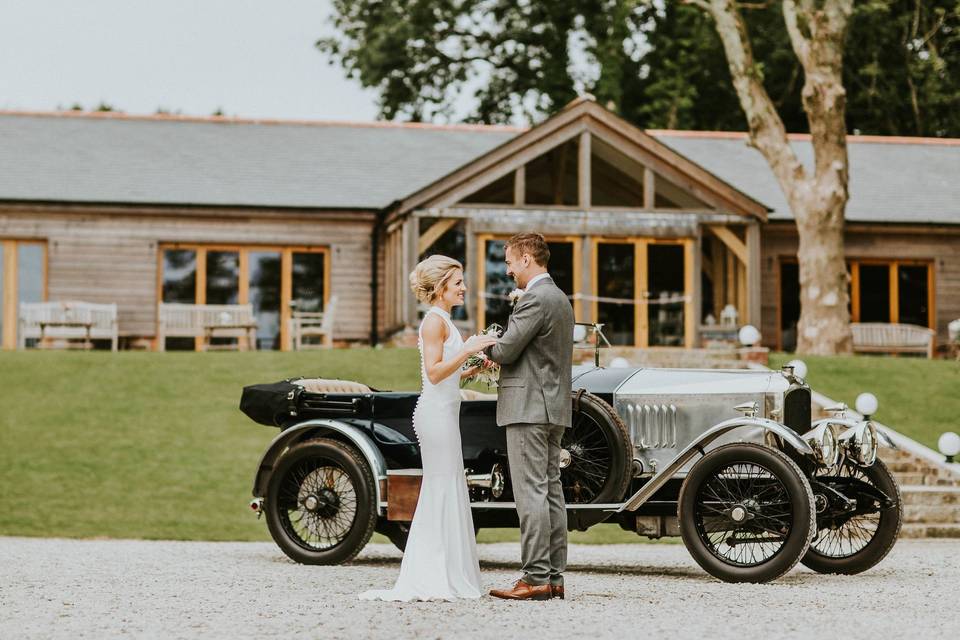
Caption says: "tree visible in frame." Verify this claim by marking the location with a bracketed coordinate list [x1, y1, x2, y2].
[320, 1, 960, 135]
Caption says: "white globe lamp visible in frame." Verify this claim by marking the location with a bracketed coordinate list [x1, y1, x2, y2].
[786, 359, 808, 380]
[573, 325, 588, 343]
[938, 432, 960, 464]
[738, 324, 761, 347]
[609, 357, 630, 369]
[855, 392, 879, 418]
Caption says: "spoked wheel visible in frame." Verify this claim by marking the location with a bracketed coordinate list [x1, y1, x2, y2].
[560, 391, 632, 505]
[679, 443, 815, 583]
[265, 438, 377, 564]
[801, 458, 901, 574]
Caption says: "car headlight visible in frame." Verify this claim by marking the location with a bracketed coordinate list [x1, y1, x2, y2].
[802, 423, 840, 467]
[839, 421, 878, 466]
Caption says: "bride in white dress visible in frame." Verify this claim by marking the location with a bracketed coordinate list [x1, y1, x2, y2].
[360, 255, 497, 602]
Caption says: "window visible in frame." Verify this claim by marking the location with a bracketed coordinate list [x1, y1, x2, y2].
[524, 139, 579, 206]
[159, 244, 329, 351]
[1, 240, 47, 350]
[592, 238, 694, 348]
[778, 258, 934, 351]
[460, 173, 515, 205]
[476, 235, 581, 330]
[591, 139, 645, 208]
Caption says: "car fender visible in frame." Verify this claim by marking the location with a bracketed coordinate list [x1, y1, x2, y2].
[252, 419, 387, 513]
[618, 417, 815, 513]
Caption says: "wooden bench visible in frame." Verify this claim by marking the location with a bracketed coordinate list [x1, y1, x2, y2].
[851, 322, 935, 358]
[289, 296, 338, 350]
[19, 301, 118, 351]
[157, 303, 257, 351]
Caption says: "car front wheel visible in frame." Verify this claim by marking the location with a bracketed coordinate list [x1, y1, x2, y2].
[678, 442, 816, 583]
[264, 438, 377, 565]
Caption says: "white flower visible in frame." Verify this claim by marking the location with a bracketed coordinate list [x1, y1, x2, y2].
[508, 289, 524, 306]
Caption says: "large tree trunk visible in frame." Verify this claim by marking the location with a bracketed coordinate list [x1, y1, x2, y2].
[689, 0, 853, 354]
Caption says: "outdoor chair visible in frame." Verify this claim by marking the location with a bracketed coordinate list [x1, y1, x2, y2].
[18, 301, 119, 351]
[289, 296, 338, 350]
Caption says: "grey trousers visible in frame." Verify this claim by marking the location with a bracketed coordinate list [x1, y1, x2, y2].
[505, 423, 568, 586]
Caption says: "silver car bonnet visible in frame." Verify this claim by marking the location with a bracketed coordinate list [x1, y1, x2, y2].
[614, 368, 793, 475]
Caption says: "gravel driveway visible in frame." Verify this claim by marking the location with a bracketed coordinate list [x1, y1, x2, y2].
[3, 537, 958, 639]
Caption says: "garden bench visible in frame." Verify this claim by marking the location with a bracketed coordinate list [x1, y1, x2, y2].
[851, 322, 935, 358]
[289, 296, 338, 349]
[19, 301, 118, 351]
[157, 302, 257, 351]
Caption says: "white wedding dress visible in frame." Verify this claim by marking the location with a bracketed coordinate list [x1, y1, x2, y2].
[359, 306, 483, 601]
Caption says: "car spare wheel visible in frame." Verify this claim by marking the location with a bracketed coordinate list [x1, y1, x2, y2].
[678, 442, 816, 583]
[264, 437, 377, 565]
[561, 391, 632, 505]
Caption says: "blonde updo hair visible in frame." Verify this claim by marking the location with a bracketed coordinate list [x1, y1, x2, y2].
[409, 255, 463, 305]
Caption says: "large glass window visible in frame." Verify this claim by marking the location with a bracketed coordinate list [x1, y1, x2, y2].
[206, 251, 239, 305]
[647, 244, 685, 346]
[249, 251, 282, 350]
[1, 240, 47, 350]
[480, 238, 577, 330]
[898, 265, 930, 327]
[524, 139, 579, 206]
[859, 264, 891, 323]
[158, 244, 328, 351]
[162, 249, 197, 304]
[779, 262, 800, 352]
[596, 243, 635, 346]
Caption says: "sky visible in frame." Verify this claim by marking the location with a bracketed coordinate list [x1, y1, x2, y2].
[0, 0, 390, 121]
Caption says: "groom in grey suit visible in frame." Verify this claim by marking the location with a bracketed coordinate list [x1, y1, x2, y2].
[487, 233, 574, 601]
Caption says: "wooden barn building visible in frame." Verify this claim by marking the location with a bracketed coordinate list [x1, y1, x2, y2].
[1, 97, 958, 352]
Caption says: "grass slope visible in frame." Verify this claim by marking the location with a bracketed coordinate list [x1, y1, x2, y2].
[770, 352, 960, 450]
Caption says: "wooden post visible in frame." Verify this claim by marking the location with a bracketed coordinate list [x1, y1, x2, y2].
[636, 240, 648, 348]
[514, 166, 525, 205]
[578, 236, 591, 323]
[194, 249, 207, 351]
[464, 219, 477, 332]
[280, 249, 293, 351]
[643, 168, 655, 210]
[402, 217, 419, 327]
[746, 222, 762, 328]
[688, 234, 701, 348]
[578, 131, 591, 210]
[2, 241, 17, 350]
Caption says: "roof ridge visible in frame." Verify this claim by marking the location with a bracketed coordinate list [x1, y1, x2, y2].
[647, 128, 960, 146]
[0, 109, 528, 133]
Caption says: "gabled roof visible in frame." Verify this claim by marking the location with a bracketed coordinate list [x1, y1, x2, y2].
[0, 111, 518, 209]
[392, 97, 770, 221]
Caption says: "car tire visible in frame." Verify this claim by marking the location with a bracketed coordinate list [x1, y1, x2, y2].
[562, 391, 633, 505]
[801, 458, 902, 575]
[678, 442, 816, 583]
[265, 438, 377, 565]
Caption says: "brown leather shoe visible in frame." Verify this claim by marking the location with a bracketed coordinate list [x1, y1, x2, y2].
[489, 579, 553, 601]
[551, 584, 564, 600]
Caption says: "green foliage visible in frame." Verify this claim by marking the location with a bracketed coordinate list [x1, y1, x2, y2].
[320, 0, 960, 136]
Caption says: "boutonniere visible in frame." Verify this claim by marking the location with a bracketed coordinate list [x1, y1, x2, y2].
[508, 289, 524, 306]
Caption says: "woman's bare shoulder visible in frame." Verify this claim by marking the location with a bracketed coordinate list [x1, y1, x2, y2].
[420, 312, 448, 341]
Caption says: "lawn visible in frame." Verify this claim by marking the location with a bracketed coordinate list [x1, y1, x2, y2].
[1, 349, 953, 543]
[0, 349, 658, 544]
[769, 352, 960, 450]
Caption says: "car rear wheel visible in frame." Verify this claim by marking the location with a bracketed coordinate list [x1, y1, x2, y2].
[265, 438, 377, 565]
[561, 391, 632, 505]
[678, 442, 815, 583]
[801, 458, 901, 574]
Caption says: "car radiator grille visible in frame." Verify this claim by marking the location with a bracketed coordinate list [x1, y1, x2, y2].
[623, 403, 678, 448]
[783, 386, 811, 434]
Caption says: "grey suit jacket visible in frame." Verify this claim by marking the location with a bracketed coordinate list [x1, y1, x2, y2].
[489, 275, 574, 428]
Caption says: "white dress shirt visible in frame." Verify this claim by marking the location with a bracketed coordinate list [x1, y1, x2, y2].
[525, 272, 551, 291]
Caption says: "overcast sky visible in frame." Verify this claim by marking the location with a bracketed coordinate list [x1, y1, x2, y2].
[0, 0, 389, 121]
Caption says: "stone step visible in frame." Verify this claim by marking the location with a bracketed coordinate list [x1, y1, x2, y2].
[899, 523, 960, 538]
[900, 486, 960, 506]
[904, 505, 960, 524]
[893, 472, 928, 485]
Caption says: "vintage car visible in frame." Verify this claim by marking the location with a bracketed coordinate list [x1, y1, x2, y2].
[240, 326, 902, 583]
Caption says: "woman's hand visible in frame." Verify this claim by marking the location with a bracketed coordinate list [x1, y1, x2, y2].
[461, 365, 481, 379]
[462, 333, 497, 355]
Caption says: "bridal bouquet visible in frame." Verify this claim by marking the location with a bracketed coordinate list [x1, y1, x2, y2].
[462, 323, 503, 387]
